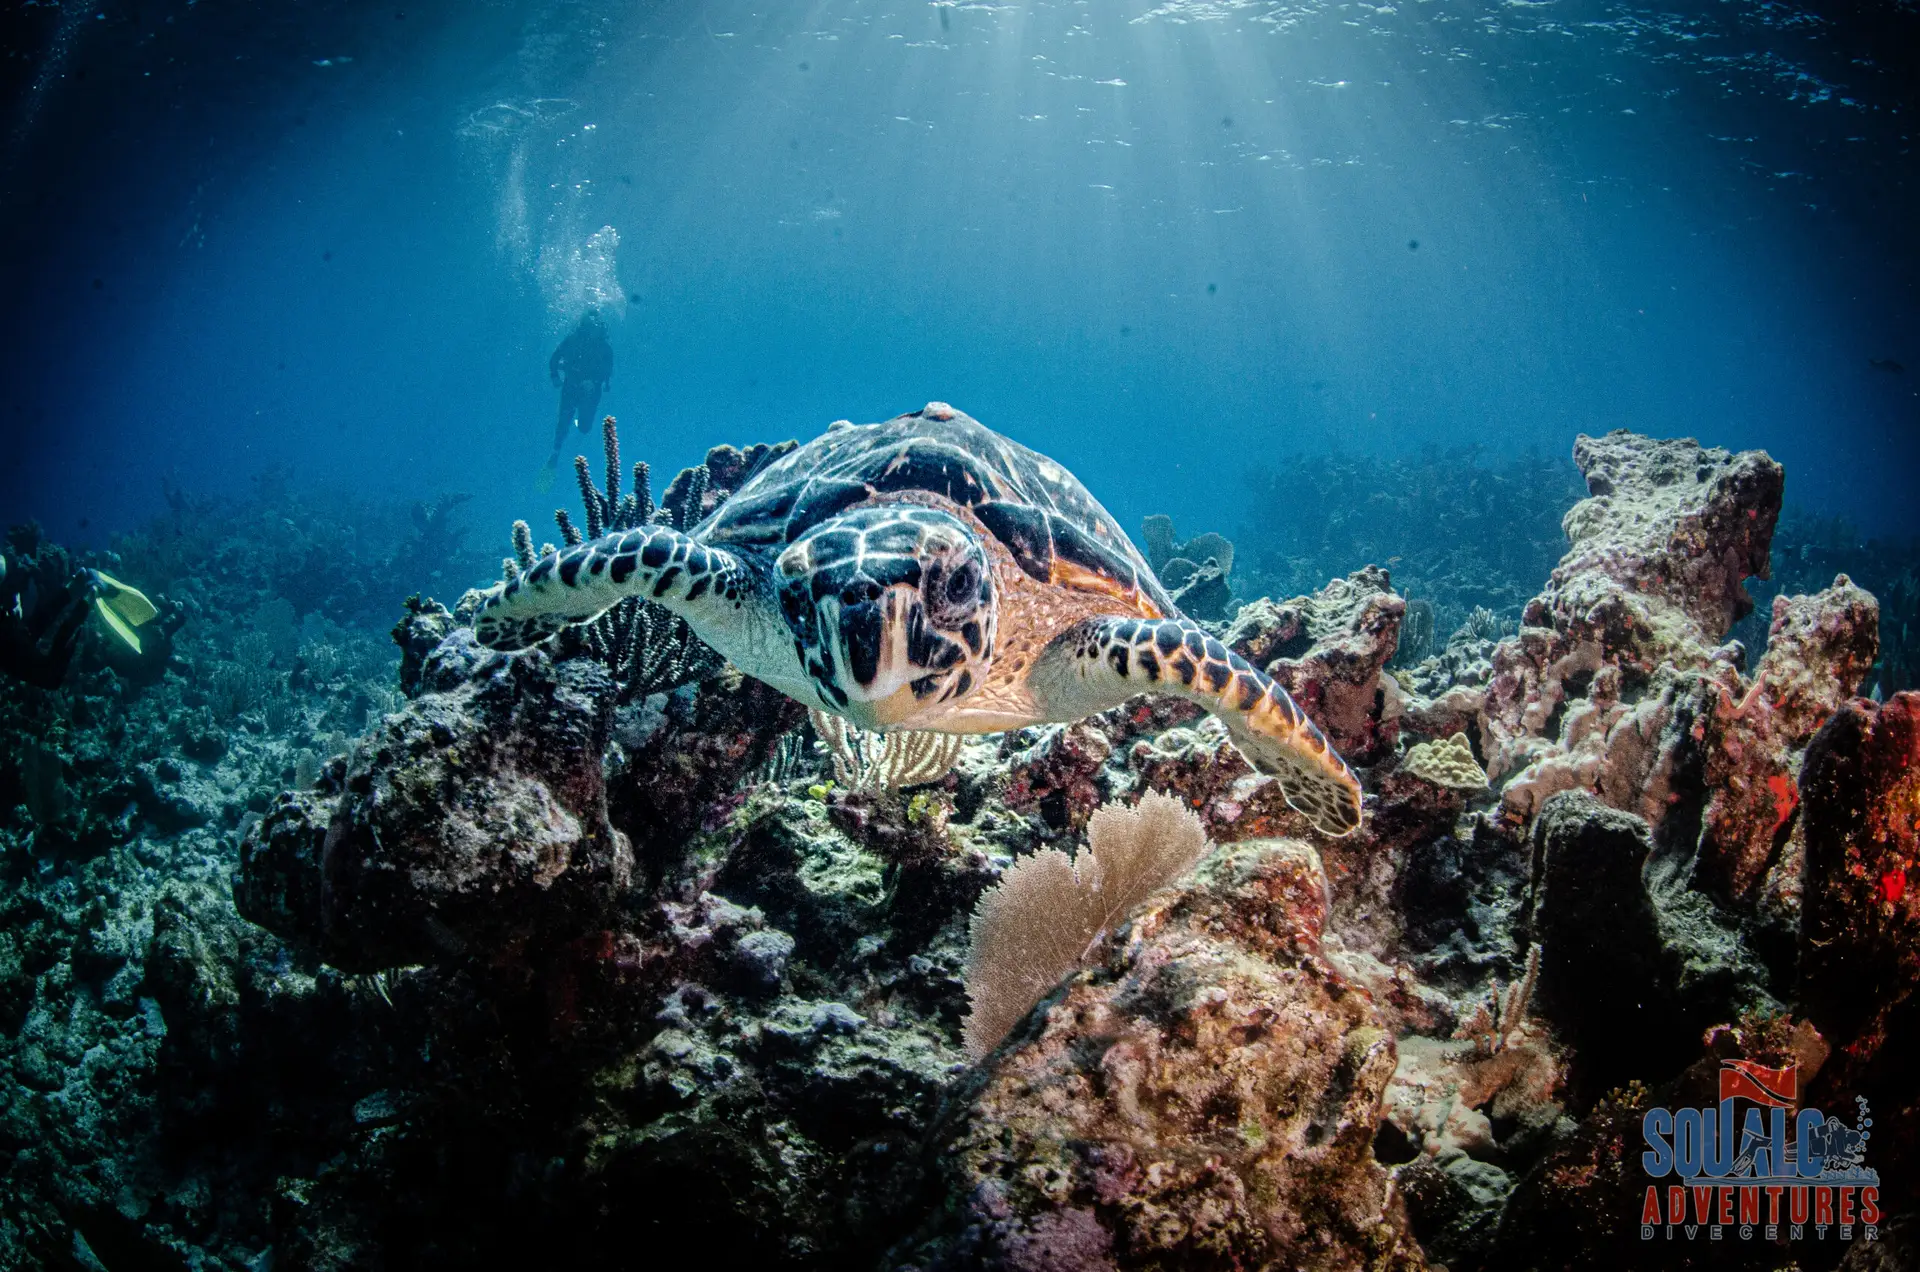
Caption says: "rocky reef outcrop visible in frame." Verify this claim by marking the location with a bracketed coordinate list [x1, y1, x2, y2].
[1478, 431, 1788, 827]
[1799, 692, 1920, 1197]
[903, 838, 1422, 1271]
[218, 624, 968, 1265]
[1225, 566, 1406, 764]
[1526, 789, 1773, 1102]
[238, 647, 632, 971]
[1333, 429, 1903, 1267]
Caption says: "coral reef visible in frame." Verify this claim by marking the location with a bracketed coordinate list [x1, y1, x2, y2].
[1527, 790, 1772, 1103]
[1367, 434, 1901, 1265]
[0, 488, 443, 1269]
[1732, 504, 1920, 698]
[904, 838, 1425, 1271]
[1798, 693, 1920, 1196]
[1224, 565, 1405, 762]
[131, 467, 493, 623]
[238, 647, 633, 971]
[1477, 431, 1787, 830]
[1238, 445, 1585, 639]
[1139, 514, 1236, 620]
[1493, 1014, 1831, 1269]
[1696, 576, 1879, 905]
[4, 423, 1917, 1271]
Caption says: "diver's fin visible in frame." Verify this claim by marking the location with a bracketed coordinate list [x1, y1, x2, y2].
[92, 570, 157, 626]
[90, 570, 157, 654]
[94, 597, 141, 653]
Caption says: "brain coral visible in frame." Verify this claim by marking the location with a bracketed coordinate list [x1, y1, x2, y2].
[1402, 732, 1489, 790]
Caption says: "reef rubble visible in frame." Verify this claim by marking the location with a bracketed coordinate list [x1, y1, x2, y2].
[0, 426, 1914, 1270]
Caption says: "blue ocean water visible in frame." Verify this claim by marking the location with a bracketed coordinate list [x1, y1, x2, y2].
[2, 0, 1915, 562]
[6, 7, 1920, 1264]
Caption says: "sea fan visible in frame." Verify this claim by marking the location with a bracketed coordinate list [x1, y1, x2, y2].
[962, 790, 1212, 1060]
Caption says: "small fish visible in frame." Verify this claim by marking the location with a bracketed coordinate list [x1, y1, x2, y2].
[1869, 358, 1905, 374]
[1386, 555, 1403, 566]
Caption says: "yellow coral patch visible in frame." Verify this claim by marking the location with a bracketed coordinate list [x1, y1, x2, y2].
[1402, 732, 1489, 790]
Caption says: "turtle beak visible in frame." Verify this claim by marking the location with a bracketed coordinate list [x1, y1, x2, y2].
[840, 599, 884, 689]
[820, 588, 925, 730]
[839, 687, 920, 731]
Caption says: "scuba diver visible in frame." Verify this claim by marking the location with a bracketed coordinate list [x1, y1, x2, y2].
[545, 309, 615, 474]
[0, 545, 156, 689]
[0, 554, 95, 689]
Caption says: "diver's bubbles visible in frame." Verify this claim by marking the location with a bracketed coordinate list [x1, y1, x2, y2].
[538, 224, 629, 326]
[456, 93, 622, 329]
[495, 143, 531, 266]
[456, 98, 579, 141]
[458, 102, 532, 138]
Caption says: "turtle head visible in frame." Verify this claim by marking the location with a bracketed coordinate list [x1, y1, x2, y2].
[776, 505, 996, 729]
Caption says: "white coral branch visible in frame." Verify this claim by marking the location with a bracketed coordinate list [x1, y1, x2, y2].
[808, 708, 964, 792]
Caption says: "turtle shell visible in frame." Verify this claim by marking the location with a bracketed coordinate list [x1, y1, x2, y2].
[701, 404, 1178, 617]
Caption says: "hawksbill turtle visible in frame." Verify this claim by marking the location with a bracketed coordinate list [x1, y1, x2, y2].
[474, 404, 1363, 835]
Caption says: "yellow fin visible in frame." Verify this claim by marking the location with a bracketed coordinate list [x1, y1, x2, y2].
[92, 570, 158, 627]
[88, 570, 157, 654]
[94, 596, 142, 654]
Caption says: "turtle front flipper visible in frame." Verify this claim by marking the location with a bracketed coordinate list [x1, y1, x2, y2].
[1029, 616, 1364, 837]
[473, 525, 754, 654]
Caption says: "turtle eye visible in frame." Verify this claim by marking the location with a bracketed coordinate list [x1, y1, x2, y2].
[927, 551, 988, 628]
[944, 561, 978, 606]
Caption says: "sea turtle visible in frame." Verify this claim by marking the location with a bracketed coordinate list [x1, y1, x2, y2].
[473, 404, 1363, 835]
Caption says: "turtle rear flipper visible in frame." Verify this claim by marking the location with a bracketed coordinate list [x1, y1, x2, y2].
[1030, 615, 1363, 838]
